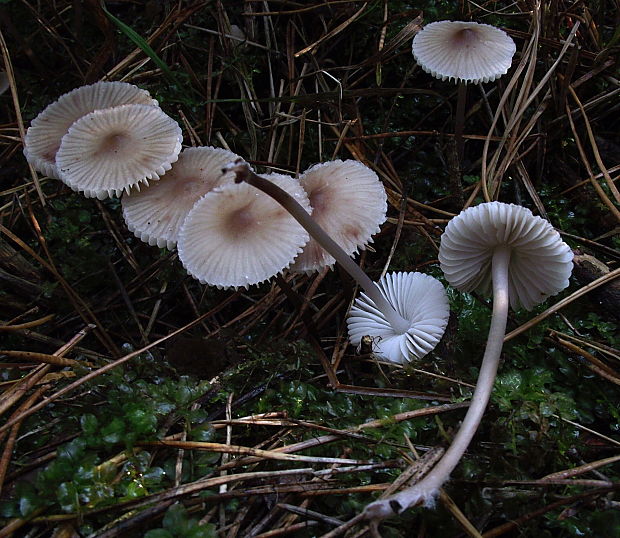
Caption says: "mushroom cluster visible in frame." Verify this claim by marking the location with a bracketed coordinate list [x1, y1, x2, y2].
[225, 161, 450, 365]
[26, 88, 392, 290]
[24, 81, 182, 199]
[123, 155, 389, 289]
[25, 61, 575, 528]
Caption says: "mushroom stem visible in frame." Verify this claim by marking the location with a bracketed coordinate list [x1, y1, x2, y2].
[363, 245, 511, 519]
[225, 161, 410, 333]
[454, 81, 467, 164]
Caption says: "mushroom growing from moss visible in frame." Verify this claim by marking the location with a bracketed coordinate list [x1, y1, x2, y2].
[24, 81, 157, 179]
[56, 104, 183, 199]
[363, 201, 573, 519]
[291, 160, 387, 273]
[121, 146, 242, 249]
[177, 172, 312, 289]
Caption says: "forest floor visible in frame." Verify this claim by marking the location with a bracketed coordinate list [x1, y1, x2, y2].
[0, 1, 619, 536]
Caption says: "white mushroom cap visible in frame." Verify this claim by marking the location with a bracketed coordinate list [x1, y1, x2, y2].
[438, 202, 573, 310]
[178, 173, 312, 289]
[347, 272, 450, 365]
[56, 104, 183, 199]
[121, 146, 242, 249]
[23, 81, 157, 178]
[412, 21, 516, 84]
[291, 160, 387, 273]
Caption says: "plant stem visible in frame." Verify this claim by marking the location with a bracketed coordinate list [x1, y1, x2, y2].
[226, 161, 410, 334]
[363, 246, 511, 519]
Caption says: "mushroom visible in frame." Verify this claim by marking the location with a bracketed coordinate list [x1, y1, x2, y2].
[291, 160, 387, 273]
[23, 81, 157, 179]
[412, 20, 516, 84]
[363, 201, 573, 519]
[225, 161, 442, 363]
[411, 20, 516, 168]
[347, 271, 449, 364]
[121, 146, 242, 249]
[56, 104, 183, 199]
[177, 172, 312, 289]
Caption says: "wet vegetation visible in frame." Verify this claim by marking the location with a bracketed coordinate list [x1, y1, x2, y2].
[1, 1, 619, 536]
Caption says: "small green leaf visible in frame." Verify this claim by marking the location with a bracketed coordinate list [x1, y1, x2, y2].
[163, 502, 189, 530]
[99, 1, 175, 82]
[80, 414, 98, 436]
[144, 530, 174, 538]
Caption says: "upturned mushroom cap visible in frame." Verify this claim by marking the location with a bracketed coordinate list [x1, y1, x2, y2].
[56, 104, 183, 199]
[291, 160, 387, 273]
[178, 173, 312, 289]
[121, 146, 242, 249]
[412, 21, 516, 84]
[438, 202, 573, 310]
[347, 272, 450, 365]
[23, 81, 157, 178]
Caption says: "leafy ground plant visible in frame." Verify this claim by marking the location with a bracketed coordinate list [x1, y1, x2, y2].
[1, 1, 619, 536]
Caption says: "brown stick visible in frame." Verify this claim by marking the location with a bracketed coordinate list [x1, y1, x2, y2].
[0, 350, 79, 367]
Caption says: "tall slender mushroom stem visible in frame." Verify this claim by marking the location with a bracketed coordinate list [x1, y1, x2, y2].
[363, 245, 512, 519]
[454, 81, 467, 164]
[225, 161, 410, 334]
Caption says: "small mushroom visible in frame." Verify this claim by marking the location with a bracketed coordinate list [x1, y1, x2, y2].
[121, 146, 242, 249]
[56, 104, 183, 199]
[363, 201, 573, 519]
[177, 172, 312, 289]
[291, 160, 387, 273]
[412, 20, 516, 84]
[23, 81, 157, 179]
[411, 20, 516, 170]
[347, 272, 449, 364]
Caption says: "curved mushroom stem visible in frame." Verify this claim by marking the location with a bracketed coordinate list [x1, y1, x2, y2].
[225, 161, 410, 334]
[363, 245, 511, 519]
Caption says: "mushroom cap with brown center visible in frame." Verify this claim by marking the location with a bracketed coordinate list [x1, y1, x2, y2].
[24, 81, 157, 179]
[438, 202, 573, 310]
[412, 21, 516, 84]
[56, 104, 183, 199]
[121, 146, 243, 249]
[178, 173, 312, 289]
[291, 160, 387, 273]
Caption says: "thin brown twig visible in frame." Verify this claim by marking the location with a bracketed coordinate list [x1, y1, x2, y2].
[0, 28, 45, 205]
[567, 84, 620, 205]
[0, 314, 55, 331]
[0, 350, 80, 367]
